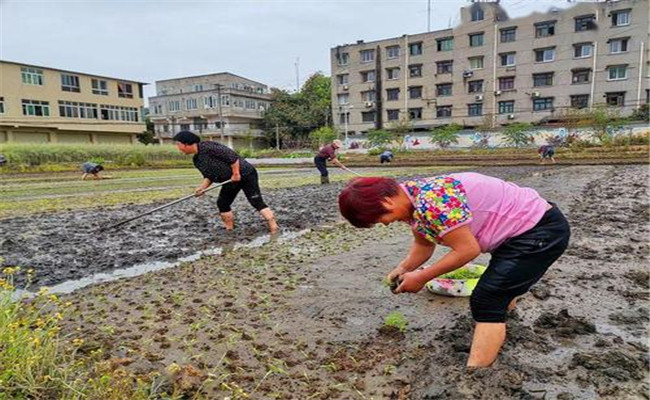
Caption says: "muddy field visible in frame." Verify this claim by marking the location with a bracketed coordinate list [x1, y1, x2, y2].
[2, 165, 649, 399]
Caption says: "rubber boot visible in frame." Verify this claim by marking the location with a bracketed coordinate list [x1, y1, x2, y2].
[321, 176, 330, 185]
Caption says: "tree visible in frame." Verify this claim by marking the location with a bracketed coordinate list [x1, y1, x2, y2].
[262, 72, 332, 148]
[430, 123, 462, 149]
[137, 117, 157, 145]
[584, 106, 625, 144]
[309, 126, 337, 149]
[366, 129, 395, 148]
[502, 122, 533, 147]
[472, 114, 497, 148]
[388, 116, 412, 148]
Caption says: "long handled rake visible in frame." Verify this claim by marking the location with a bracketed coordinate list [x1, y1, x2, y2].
[98, 180, 232, 231]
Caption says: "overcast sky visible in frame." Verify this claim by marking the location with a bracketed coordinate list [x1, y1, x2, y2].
[1, 0, 574, 104]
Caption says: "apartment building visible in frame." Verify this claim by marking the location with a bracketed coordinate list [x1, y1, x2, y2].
[0, 60, 147, 144]
[330, 0, 650, 135]
[148, 73, 271, 148]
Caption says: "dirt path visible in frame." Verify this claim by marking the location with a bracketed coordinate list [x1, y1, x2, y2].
[44, 165, 649, 399]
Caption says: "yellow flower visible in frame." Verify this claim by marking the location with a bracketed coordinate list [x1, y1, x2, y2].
[72, 338, 85, 347]
[32, 337, 41, 346]
[48, 294, 59, 302]
[2, 267, 20, 275]
[54, 312, 63, 320]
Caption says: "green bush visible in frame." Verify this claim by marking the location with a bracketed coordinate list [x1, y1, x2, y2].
[367, 148, 384, 156]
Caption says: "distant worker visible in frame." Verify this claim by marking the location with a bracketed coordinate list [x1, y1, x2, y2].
[81, 162, 106, 180]
[538, 145, 556, 164]
[314, 139, 344, 184]
[380, 150, 394, 164]
[173, 130, 279, 234]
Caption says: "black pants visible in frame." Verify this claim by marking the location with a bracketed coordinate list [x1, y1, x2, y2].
[380, 156, 391, 164]
[470, 204, 571, 323]
[216, 169, 268, 213]
[314, 156, 328, 177]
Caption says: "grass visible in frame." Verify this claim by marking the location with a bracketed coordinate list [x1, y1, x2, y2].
[0, 265, 179, 400]
[0, 166, 459, 219]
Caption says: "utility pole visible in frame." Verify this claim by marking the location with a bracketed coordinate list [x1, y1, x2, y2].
[275, 124, 280, 150]
[427, 0, 431, 31]
[295, 57, 300, 92]
[375, 45, 383, 130]
[216, 84, 225, 143]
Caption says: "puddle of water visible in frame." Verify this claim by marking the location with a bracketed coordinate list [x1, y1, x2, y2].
[14, 229, 310, 298]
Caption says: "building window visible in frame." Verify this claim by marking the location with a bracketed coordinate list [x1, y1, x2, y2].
[408, 108, 422, 120]
[605, 92, 625, 106]
[570, 95, 589, 109]
[468, 103, 483, 116]
[360, 49, 375, 63]
[498, 100, 514, 114]
[468, 80, 483, 93]
[500, 52, 516, 67]
[339, 112, 350, 125]
[499, 76, 515, 91]
[436, 60, 453, 74]
[387, 109, 400, 121]
[98, 104, 139, 122]
[221, 95, 230, 106]
[471, 6, 484, 21]
[0, 97, 4, 114]
[21, 99, 50, 116]
[436, 37, 453, 52]
[611, 9, 630, 27]
[437, 105, 452, 118]
[469, 33, 484, 47]
[180, 123, 190, 131]
[61, 74, 80, 92]
[361, 111, 376, 122]
[409, 64, 422, 78]
[153, 103, 163, 114]
[118, 82, 133, 98]
[535, 47, 555, 63]
[609, 38, 629, 53]
[168, 100, 181, 112]
[386, 88, 400, 101]
[533, 72, 554, 87]
[574, 43, 593, 58]
[361, 70, 375, 83]
[500, 27, 516, 43]
[607, 65, 627, 80]
[409, 42, 423, 56]
[186, 98, 198, 110]
[337, 93, 349, 105]
[409, 86, 423, 99]
[386, 67, 400, 80]
[21, 67, 44, 85]
[572, 69, 591, 84]
[469, 56, 484, 70]
[436, 83, 452, 96]
[535, 21, 555, 38]
[386, 45, 400, 59]
[58, 101, 99, 119]
[336, 74, 349, 85]
[533, 97, 554, 111]
[337, 52, 349, 66]
[91, 79, 109, 95]
[362, 90, 376, 102]
[575, 15, 596, 31]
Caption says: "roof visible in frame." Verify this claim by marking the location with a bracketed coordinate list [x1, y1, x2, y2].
[0, 59, 149, 84]
[155, 72, 268, 87]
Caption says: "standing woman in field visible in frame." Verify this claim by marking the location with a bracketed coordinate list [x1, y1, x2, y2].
[173, 131, 279, 234]
[338, 173, 570, 367]
[314, 139, 343, 184]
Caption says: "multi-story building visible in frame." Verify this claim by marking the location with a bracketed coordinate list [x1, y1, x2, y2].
[0, 60, 147, 144]
[148, 73, 271, 148]
[330, 0, 650, 135]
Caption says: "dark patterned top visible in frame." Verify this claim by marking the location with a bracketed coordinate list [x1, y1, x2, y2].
[316, 144, 337, 160]
[193, 141, 254, 183]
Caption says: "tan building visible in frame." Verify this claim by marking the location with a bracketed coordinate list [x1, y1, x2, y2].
[148, 73, 271, 148]
[0, 60, 147, 144]
[330, 0, 650, 135]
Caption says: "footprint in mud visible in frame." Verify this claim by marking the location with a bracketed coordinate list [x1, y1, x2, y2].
[571, 349, 646, 383]
[534, 309, 596, 338]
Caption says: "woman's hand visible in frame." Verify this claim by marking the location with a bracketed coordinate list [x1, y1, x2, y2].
[386, 266, 406, 283]
[194, 187, 206, 197]
[394, 270, 426, 294]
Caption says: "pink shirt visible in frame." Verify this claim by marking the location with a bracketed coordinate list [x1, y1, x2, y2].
[402, 172, 548, 253]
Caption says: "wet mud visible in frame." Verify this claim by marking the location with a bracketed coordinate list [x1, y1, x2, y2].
[5, 165, 650, 399]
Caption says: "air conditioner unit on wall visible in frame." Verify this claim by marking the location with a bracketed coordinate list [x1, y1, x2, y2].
[462, 70, 474, 78]
[495, 90, 502, 96]
[343, 85, 349, 91]
[532, 91, 541, 98]
[365, 101, 374, 108]
[508, 114, 515, 119]
[475, 95, 483, 102]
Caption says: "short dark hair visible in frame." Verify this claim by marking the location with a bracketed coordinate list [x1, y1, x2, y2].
[338, 177, 400, 228]
[173, 130, 201, 145]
